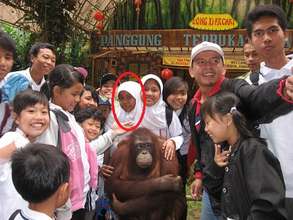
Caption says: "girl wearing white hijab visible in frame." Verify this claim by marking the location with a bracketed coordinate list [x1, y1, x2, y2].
[105, 81, 142, 130]
[141, 74, 183, 160]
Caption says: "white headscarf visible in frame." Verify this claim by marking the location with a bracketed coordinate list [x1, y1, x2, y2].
[141, 74, 167, 129]
[105, 81, 142, 130]
[117, 81, 143, 123]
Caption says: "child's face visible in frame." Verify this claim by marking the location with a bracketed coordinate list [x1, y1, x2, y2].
[98, 104, 111, 119]
[81, 118, 101, 141]
[204, 113, 229, 144]
[15, 103, 50, 142]
[143, 79, 161, 107]
[54, 83, 84, 112]
[0, 47, 14, 81]
[118, 91, 136, 112]
[79, 90, 97, 109]
[166, 86, 188, 111]
[100, 80, 115, 99]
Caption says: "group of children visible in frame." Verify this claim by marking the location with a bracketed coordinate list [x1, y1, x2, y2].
[1, 7, 293, 219]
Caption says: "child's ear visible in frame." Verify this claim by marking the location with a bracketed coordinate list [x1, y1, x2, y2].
[56, 182, 70, 208]
[53, 86, 62, 97]
[12, 112, 19, 125]
[225, 114, 233, 127]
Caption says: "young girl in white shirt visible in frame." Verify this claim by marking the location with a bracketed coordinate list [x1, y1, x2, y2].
[0, 89, 50, 220]
[141, 74, 183, 161]
[37, 64, 98, 220]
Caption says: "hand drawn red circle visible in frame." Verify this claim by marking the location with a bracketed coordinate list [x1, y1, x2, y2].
[111, 71, 146, 131]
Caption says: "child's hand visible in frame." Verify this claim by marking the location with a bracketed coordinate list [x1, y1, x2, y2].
[162, 139, 176, 160]
[190, 179, 203, 200]
[112, 122, 133, 136]
[100, 164, 114, 178]
[214, 144, 230, 167]
[0, 143, 16, 159]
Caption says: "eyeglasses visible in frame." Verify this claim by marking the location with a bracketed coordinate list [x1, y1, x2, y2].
[252, 26, 280, 38]
[193, 57, 222, 66]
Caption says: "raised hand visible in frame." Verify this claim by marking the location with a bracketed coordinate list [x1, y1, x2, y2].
[214, 144, 230, 167]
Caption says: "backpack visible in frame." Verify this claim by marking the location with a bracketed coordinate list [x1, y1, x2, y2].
[52, 109, 98, 211]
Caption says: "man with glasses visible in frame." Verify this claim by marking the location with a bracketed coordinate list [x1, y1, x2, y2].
[246, 4, 293, 219]
[188, 41, 293, 220]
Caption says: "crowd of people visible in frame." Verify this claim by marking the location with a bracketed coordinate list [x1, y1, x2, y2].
[0, 3, 293, 220]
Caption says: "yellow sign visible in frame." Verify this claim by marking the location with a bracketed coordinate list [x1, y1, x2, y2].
[189, 13, 238, 30]
[163, 54, 247, 70]
[163, 54, 190, 67]
[225, 58, 248, 70]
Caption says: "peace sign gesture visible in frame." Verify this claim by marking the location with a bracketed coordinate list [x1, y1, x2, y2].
[214, 144, 231, 167]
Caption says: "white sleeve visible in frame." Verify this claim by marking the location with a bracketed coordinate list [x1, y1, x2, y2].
[168, 112, 184, 150]
[36, 111, 58, 146]
[104, 112, 115, 131]
[89, 130, 116, 155]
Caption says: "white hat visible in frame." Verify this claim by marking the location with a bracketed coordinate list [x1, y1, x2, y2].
[190, 41, 224, 66]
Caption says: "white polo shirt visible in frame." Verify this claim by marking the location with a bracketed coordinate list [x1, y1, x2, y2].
[11, 206, 53, 220]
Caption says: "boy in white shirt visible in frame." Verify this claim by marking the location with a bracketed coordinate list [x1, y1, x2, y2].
[9, 143, 70, 220]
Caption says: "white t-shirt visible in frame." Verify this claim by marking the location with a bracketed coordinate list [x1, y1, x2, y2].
[258, 59, 293, 198]
[0, 129, 29, 220]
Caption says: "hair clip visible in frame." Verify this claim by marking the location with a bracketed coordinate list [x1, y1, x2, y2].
[74, 67, 88, 79]
[230, 106, 237, 113]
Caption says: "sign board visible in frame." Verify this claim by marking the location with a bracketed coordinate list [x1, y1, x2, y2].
[189, 13, 238, 30]
[163, 54, 247, 69]
[97, 29, 293, 49]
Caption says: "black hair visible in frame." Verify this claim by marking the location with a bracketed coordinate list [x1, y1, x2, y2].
[163, 77, 189, 128]
[0, 30, 16, 59]
[246, 4, 287, 38]
[11, 143, 70, 203]
[201, 92, 255, 139]
[46, 64, 85, 98]
[13, 89, 49, 115]
[81, 84, 98, 101]
[75, 107, 105, 129]
[29, 42, 56, 59]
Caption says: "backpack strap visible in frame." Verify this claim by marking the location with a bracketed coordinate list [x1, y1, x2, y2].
[51, 109, 70, 149]
[0, 103, 11, 136]
[9, 210, 22, 220]
[165, 106, 173, 128]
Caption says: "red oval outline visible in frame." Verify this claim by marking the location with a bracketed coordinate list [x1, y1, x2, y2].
[111, 71, 146, 131]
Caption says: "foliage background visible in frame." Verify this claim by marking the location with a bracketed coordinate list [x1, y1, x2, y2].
[0, 0, 91, 69]
[111, 0, 293, 29]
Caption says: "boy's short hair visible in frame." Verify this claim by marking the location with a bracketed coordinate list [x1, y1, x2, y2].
[29, 42, 56, 58]
[246, 4, 287, 38]
[0, 30, 16, 59]
[75, 107, 105, 128]
[11, 143, 70, 203]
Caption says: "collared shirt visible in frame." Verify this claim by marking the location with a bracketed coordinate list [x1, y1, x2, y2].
[191, 76, 225, 132]
[12, 206, 54, 220]
[5, 68, 46, 91]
